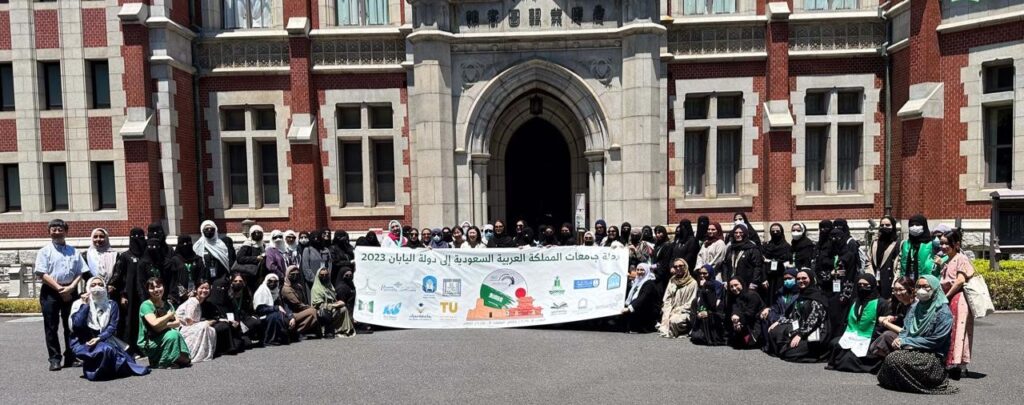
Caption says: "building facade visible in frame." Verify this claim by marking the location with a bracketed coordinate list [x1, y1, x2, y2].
[0, 0, 1022, 248]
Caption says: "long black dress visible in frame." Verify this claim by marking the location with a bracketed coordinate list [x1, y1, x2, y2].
[790, 236, 815, 271]
[721, 240, 765, 289]
[726, 288, 764, 349]
[869, 239, 899, 299]
[209, 277, 261, 350]
[111, 228, 147, 354]
[760, 229, 792, 302]
[623, 281, 659, 333]
[827, 298, 892, 373]
[689, 281, 726, 346]
[768, 285, 830, 362]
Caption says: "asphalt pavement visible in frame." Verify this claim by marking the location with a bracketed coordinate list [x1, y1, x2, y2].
[1, 314, 1022, 404]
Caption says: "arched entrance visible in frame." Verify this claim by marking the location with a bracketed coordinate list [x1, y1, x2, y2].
[504, 118, 572, 227]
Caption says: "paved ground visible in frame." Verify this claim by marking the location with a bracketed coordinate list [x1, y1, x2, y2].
[1, 314, 1022, 404]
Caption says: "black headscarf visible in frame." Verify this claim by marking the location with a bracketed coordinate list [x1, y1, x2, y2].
[177, 235, 197, 259]
[128, 227, 146, 257]
[852, 274, 880, 321]
[733, 212, 762, 246]
[147, 223, 170, 256]
[641, 226, 654, 243]
[539, 225, 559, 246]
[674, 219, 694, 243]
[817, 220, 834, 244]
[907, 214, 931, 244]
[356, 231, 380, 247]
[875, 215, 899, 265]
[762, 222, 791, 261]
[832, 218, 851, 239]
[797, 269, 829, 306]
[619, 222, 631, 244]
[695, 216, 709, 242]
[333, 230, 354, 257]
[488, 220, 516, 248]
[558, 222, 576, 246]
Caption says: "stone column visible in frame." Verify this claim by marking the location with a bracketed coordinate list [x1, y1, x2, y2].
[408, 0, 457, 226]
[586, 152, 605, 223]
[471, 154, 490, 225]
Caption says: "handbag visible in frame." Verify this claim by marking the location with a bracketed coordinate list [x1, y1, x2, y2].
[963, 273, 995, 318]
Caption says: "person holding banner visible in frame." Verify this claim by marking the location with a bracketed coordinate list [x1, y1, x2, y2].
[487, 220, 516, 248]
[462, 227, 487, 249]
[622, 263, 660, 333]
[659, 259, 697, 338]
[380, 220, 407, 248]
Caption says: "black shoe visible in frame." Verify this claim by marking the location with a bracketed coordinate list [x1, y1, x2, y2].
[49, 361, 61, 371]
[64, 359, 82, 368]
[948, 367, 962, 380]
[356, 325, 374, 335]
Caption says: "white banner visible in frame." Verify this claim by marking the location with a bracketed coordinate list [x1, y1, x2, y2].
[353, 246, 628, 329]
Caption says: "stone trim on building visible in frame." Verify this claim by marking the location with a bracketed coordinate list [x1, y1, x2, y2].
[790, 73, 881, 206]
[959, 40, 1024, 201]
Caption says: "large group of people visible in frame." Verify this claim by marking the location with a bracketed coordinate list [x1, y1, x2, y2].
[34, 212, 979, 394]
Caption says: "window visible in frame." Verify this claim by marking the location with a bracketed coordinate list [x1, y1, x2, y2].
[88, 60, 110, 109]
[338, 106, 361, 129]
[717, 95, 742, 119]
[254, 108, 276, 130]
[222, 109, 246, 131]
[837, 90, 862, 114]
[223, 0, 272, 29]
[805, 91, 828, 115]
[373, 141, 395, 204]
[716, 129, 740, 195]
[683, 130, 707, 196]
[684, 96, 708, 120]
[984, 63, 1014, 94]
[837, 125, 861, 192]
[984, 105, 1013, 186]
[48, 163, 68, 211]
[259, 143, 279, 205]
[712, 0, 737, 14]
[0, 64, 13, 111]
[227, 143, 249, 206]
[369, 105, 393, 129]
[41, 62, 62, 110]
[337, 0, 389, 26]
[805, 126, 828, 192]
[2, 164, 19, 212]
[94, 162, 116, 209]
[341, 142, 363, 204]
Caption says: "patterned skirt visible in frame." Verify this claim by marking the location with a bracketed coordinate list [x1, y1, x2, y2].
[877, 350, 959, 395]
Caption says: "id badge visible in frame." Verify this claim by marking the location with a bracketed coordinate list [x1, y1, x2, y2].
[832, 279, 842, 293]
[226, 312, 235, 322]
[770, 261, 778, 272]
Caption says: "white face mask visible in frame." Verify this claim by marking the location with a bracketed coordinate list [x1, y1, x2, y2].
[908, 225, 924, 236]
[791, 231, 804, 240]
[735, 219, 745, 226]
[915, 289, 932, 301]
[89, 286, 105, 299]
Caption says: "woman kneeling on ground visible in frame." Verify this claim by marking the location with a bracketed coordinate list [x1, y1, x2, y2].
[70, 277, 150, 380]
[877, 275, 957, 394]
[138, 277, 190, 368]
[766, 269, 830, 362]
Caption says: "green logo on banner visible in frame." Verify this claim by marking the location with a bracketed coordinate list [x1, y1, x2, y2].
[480, 283, 516, 309]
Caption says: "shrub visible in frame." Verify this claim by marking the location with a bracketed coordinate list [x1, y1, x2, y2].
[972, 260, 1024, 311]
[0, 298, 42, 314]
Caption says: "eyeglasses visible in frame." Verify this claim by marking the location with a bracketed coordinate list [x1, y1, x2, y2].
[673, 264, 686, 268]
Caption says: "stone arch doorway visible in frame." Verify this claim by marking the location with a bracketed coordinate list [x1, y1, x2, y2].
[503, 118, 572, 228]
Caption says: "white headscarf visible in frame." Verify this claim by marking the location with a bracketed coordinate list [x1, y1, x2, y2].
[625, 263, 655, 306]
[284, 230, 298, 253]
[86, 228, 117, 282]
[194, 220, 230, 271]
[270, 229, 285, 251]
[253, 273, 280, 310]
[244, 224, 266, 251]
[70, 277, 113, 331]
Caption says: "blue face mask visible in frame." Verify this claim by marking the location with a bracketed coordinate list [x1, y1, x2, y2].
[783, 279, 797, 289]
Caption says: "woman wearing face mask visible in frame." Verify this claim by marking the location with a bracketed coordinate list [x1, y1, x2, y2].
[283, 230, 299, 266]
[689, 264, 726, 346]
[313, 266, 355, 338]
[173, 280, 217, 363]
[938, 229, 974, 378]
[760, 268, 800, 354]
[601, 226, 623, 248]
[487, 220, 517, 248]
[296, 231, 311, 257]
[380, 220, 407, 248]
[627, 228, 654, 265]
[671, 219, 699, 272]
[730, 212, 761, 246]
[140, 237, 177, 305]
[658, 259, 698, 338]
[301, 232, 329, 292]
[235, 225, 267, 291]
[619, 222, 632, 245]
[761, 223, 792, 299]
[264, 230, 288, 281]
[725, 277, 764, 349]
[899, 214, 937, 283]
[621, 263, 659, 333]
[138, 277, 190, 368]
[170, 235, 205, 302]
[280, 266, 319, 338]
[558, 223, 577, 246]
[868, 216, 901, 299]
[788, 223, 815, 271]
[70, 277, 150, 380]
[869, 278, 916, 358]
[357, 231, 380, 247]
[695, 222, 727, 275]
[253, 274, 293, 346]
[767, 269, 830, 362]
[329, 231, 355, 285]
[450, 226, 466, 248]
[208, 272, 259, 353]
[582, 231, 596, 246]
[651, 226, 674, 287]
[720, 224, 765, 292]
[538, 225, 560, 247]
[877, 275, 957, 394]
[441, 227, 454, 245]
[826, 274, 888, 373]
[641, 225, 655, 244]
[694, 216, 710, 244]
[813, 220, 835, 293]
[428, 228, 451, 249]
[111, 227, 147, 355]
[193, 221, 231, 281]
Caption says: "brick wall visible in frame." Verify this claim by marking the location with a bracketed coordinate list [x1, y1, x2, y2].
[0, 119, 15, 152]
[82, 8, 108, 48]
[0, 11, 11, 50]
[39, 117, 65, 151]
[174, 69, 200, 233]
[121, 24, 151, 108]
[87, 116, 113, 150]
[33, 10, 59, 49]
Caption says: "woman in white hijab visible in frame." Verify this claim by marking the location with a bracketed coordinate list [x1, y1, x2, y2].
[283, 230, 299, 265]
[85, 229, 119, 296]
[194, 220, 231, 280]
[621, 263, 659, 333]
[69, 277, 150, 381]
[380, 220, 406, 248]
[252, 273, 293, 345]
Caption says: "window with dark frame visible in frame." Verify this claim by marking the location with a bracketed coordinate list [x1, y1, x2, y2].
[684, 95, 709, 120]
[2, 164, 20, 212]
[338, 106, 361, 129]
[342, 142, 363, 204]
[805, 91, 828, 115]
[984, 105, 1013, 186]
[716, 129, 740, 195]
[683, 130, 708, 196]
[254, 108, 276, 130]
[0, 64, 14, 111]
[41, 62, 62, 110]
[837, 125, 861, 192]
[368, 105, 393, 129]
[373, 140, 395, 204]
[717, 94, 742, 119]
[837, 90, 862, 114]
[805, 126, 828, 192]
[48, 163, 68, 211]
[227, 143, 249, 206]
[222, 109, 246, 131]
[89, 60, 110, 109]
[983, 63, 1015, 94]
[94, 161, 116, 209]
[259, 142, 279, 205]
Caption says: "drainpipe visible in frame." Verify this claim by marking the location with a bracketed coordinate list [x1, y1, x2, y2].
[882, 12, 894, 217]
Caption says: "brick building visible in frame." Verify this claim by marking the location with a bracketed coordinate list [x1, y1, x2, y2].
[0, 0, 1021, 251]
